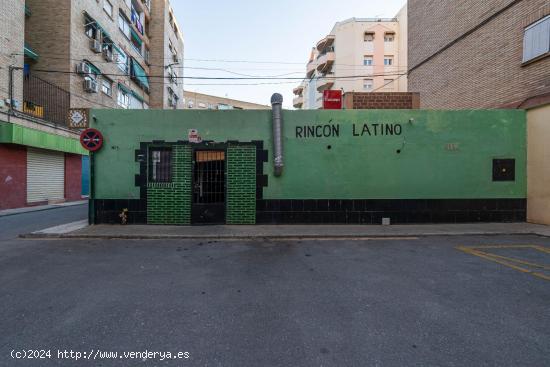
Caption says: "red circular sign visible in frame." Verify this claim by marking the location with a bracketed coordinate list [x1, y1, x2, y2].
[80, 128, 104, 152]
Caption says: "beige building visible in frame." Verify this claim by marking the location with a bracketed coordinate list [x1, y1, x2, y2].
[24, 0, 184, 111]
[183, 91, 270, 110]
[294, 12, 408, 110]
[408, 0, 550, 224]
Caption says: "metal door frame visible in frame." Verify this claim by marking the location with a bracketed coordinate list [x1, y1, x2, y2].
[191, 143, 227, 225]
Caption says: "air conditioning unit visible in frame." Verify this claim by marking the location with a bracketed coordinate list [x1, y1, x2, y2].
[83, 78, 98, 93]
[103, 49, 114, 62]
[90, 39, 102, 53]
[76, 62, 91, 75]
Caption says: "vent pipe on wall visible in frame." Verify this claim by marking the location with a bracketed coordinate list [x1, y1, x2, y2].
[271, 93, 284, 177]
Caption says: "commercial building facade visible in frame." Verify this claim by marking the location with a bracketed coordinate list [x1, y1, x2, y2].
[408, 0, 550, 224]
[183, 91, 270, 110]
[294, 9, 408, 110]
[89, 108, 526, 225]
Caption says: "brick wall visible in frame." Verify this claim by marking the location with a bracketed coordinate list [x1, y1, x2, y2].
[343, 92, 420, 109]
[0, 144, 27, 210]
[0, 0, 24, 104]
[408, 0, 550, 109]
[226, 145, 256, 225]
[64, 153, 82, 202]
[147, 145, 192, 224]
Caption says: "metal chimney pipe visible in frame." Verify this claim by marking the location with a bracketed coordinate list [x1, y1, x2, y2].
[271, 93, 284, 177]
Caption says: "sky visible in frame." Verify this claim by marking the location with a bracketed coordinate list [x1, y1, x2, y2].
[171, 0, 406, 109]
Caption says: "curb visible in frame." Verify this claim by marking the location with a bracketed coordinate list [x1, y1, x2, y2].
[19, 231, 547, 240]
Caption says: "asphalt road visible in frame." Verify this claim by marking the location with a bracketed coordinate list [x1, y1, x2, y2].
[0, 230, 549, 366]
[0, 204, 88, 241]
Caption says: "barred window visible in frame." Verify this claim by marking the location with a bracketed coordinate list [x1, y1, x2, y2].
[149, 148, 172, 182]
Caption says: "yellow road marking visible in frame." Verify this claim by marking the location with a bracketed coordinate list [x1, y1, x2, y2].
[456, 245, 550, 281]
[473, 252, 550, 270]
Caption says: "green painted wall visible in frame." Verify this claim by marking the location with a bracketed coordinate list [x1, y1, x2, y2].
[0, 120, 87, 155]
[90, 109, 526, 200]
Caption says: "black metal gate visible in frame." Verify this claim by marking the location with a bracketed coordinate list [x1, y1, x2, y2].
[192, 149, 226, 224]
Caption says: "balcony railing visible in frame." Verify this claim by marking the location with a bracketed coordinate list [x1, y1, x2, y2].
[20, 72, 70, 126]
[316, 50, 335, 74]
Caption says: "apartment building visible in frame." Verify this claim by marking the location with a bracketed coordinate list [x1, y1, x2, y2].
[149, 1, 184, 109]
[408, 1, 550, 225]
[294, 10, 407, 110]
[24, 0, 184, 110]
[183, 91, 270, 110]
[0, 0, 86, 210]
[408, 0, 549, 109]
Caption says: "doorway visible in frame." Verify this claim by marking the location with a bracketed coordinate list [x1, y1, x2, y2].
[192, 149, 226, 224]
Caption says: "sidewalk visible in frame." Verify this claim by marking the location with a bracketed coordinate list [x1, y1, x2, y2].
[22, 222, 550, 240]
[0, 200, 87, 218]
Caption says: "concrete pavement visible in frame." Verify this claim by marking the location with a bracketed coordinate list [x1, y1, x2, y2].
[24, 222, 550, 240]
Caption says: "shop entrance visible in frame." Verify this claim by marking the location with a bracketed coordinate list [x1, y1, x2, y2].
[192, 149, 226, 224]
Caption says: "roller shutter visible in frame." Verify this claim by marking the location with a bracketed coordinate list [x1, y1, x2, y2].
[27, 148, 65, 203]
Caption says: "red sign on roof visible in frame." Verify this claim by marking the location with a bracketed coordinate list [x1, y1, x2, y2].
[322, 90, 342, 110]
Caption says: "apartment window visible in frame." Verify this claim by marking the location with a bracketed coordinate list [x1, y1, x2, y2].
[384, 56, 394, 66]
[522, 15, 550, 64]
[149, 148, 172, 183]
[383, 79, 394, 90]
[363, 56, 373, 66]
[364, 32, 374, 42]
[117, 86, 130, 108]
[129, 93, 145, 109]
[103, 0, 113, 17]
[130, 31, 143, 55]
[118, 12, 131, 39]
[101, 78, 112, 96]
[364, 79, 374, 91]
[116, 48, 129, 74]
[167, 87, 178, 109]
[85, 22, 99, 40]
[384, 33, 395, 42]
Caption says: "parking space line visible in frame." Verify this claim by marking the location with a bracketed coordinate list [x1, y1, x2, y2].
[474, 252, 550, 270]
[456, 245, 550, 282]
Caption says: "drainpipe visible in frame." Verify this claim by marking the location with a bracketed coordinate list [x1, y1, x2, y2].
[271, 93, 284, 177]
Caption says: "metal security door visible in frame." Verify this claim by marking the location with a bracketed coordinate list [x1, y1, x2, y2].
[27, 148, 65, 204]
[192, 150, 226, 224]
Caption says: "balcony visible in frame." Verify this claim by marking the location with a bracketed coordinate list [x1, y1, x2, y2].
[293, 83, 305, 96]
[316, 50, 335, 74]
[293, 96, 304, 108]
[316, 35, 335, 52]
[306, 60, 317, 78]
[316, 77, 334, 92]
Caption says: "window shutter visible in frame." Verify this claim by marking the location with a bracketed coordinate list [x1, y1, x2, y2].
[523, 16, 550, 63]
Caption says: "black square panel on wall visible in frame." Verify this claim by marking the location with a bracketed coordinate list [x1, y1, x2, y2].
[493, 159, 515, 181]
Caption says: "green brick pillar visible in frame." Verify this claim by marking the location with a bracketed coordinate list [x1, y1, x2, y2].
[147, 145, 192, 225]
[226, 144, 257, 224]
